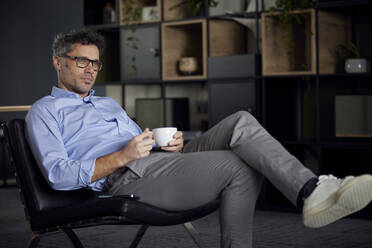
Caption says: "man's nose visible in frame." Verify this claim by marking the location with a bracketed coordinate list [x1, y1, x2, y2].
[85, 62, 95, 73]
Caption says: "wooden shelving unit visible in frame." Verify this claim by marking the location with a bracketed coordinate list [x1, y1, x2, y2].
[82, 0, 372, 213]
[262, 9, 351, 75]
[161, 19, 207, 81]
[259, 2, 372, 212]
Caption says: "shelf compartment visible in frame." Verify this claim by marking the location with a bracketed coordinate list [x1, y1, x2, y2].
[84, 0, 117, 25]
[209, 19, 246, 57]
[165, 84, 208, 131]
[208, 18, 252, 79]
[119, 0, 161, 25]
[262, 9, 351, 76]
[319, 77, 372, 141]
[264, 77, 317, 141]
[161, 19, 207, 81]
[95, 30, 121, 84]
[163, 0, 196, 21]
[335, 95, 372, 138]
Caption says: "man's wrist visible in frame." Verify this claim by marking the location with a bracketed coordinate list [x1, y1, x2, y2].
[116, 150, 131, 168]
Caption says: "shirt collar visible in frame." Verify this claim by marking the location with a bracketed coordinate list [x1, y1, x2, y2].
[51, 86, 95, 102]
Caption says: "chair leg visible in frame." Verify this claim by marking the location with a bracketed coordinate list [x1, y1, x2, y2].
[28, 234, 41, 248]
[61, 227, 85, 248]
[129, 225, 149, 248]
[183, 222, 206, 248]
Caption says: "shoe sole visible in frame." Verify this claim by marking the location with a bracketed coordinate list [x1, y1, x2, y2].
[303, 174, 372, 228]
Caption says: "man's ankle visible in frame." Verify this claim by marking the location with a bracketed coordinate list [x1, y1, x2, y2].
[296, 177, 319, 210]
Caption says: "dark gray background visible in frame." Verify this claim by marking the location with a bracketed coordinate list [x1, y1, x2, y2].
[0, 0, 83, 112]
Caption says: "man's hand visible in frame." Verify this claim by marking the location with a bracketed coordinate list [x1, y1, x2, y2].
[120, 128, 154, 164]
[92, 129, 153, 183]
[161, 131, 184, 152]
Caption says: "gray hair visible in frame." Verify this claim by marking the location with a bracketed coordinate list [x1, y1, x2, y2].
[52, 28, 105, 56]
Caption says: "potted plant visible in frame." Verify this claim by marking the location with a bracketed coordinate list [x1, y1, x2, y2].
[269, 0, 314, 69]
[335, 42, 370, 73]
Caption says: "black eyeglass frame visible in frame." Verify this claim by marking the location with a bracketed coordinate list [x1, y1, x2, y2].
[61, 55, 103, 71]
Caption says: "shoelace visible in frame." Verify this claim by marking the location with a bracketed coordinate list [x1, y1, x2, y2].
[317, 174, 341, 185]
[317, 174, 354, 186]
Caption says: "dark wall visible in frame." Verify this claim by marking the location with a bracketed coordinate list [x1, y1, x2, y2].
[0, 0, 83, 109]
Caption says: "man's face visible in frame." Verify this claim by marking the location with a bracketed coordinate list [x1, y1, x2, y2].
[54, 44, 100, 97]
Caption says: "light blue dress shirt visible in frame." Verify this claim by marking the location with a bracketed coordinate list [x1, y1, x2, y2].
[25, 86, 142, 191]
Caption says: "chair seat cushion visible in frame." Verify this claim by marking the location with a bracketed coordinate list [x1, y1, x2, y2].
[31, 196, 219, 230]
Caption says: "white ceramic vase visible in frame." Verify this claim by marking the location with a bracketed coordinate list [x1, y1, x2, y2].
[179, 57, 198, 75]
[345, 58, 370, 73]
[142, 6, 157, 21]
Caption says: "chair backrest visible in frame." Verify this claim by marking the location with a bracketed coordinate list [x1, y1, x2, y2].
[1, 120, 15, 184]
[5, 119, 96, 219]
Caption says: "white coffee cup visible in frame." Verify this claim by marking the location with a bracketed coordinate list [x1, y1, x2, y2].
[152, 127, 177, 147]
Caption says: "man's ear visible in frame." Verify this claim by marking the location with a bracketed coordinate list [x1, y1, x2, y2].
[53, 56, 62, 71]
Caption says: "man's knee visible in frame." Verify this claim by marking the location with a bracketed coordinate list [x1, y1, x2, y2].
[233, 110, 255, 122]
[220, 111, 258, 129]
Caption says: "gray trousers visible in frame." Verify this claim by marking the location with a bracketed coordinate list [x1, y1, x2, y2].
[105, 111, 316, 248]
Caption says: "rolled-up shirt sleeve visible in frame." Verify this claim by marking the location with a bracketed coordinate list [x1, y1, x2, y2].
[25, 102, 96, 190]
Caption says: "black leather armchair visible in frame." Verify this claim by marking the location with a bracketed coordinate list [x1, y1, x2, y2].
[3, 119, 219, 248]
[0, 120, 14, 186]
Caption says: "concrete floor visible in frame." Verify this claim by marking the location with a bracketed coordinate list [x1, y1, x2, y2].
[1, 187, 372, 248]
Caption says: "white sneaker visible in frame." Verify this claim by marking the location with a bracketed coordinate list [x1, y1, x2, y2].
[303, 174, 372, 228]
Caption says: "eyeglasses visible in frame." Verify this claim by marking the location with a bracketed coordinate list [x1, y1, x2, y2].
[62, 55, 103, 71]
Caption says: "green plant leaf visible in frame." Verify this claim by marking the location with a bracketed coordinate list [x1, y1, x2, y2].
[126, 5, 133, 15]
[130, 64, 136, 75]
[334, 42, 361, 61]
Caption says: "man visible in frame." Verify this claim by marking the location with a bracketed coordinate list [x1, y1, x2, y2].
[25, 28, 372, 247]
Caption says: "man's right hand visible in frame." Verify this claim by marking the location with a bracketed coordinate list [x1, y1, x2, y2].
[92, 129, 153, 183]
[120, 128, 154, 164]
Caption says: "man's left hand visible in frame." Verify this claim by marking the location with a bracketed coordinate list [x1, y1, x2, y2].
[161, 131, 184, 152]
